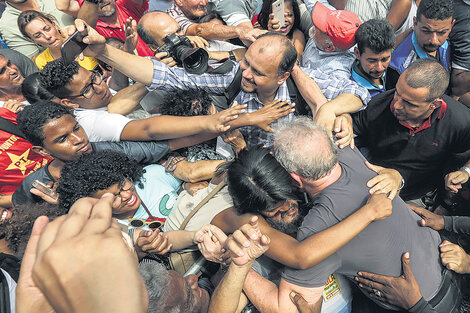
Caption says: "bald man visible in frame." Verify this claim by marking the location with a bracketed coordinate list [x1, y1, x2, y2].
[136, 11, 245, 64]
[81, 23, 370, 147]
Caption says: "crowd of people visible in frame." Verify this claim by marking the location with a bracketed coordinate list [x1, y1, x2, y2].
[0, 0, 469, 312]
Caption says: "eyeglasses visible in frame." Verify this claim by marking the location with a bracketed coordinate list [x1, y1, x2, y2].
[66, 70, 103, 99]
[128, 218, 164, 229]
[112, 180, 135, 208]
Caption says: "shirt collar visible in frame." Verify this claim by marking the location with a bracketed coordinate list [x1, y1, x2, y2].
[390, 97, 448, 134]
[351, 60, 385, 91]
[411, 31, 448, 60]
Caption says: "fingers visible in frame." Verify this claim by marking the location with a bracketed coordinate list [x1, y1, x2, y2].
[209, 225, 228, 243]
[36, 215, 67, 257]
[365, 161, 382, 174]
[20, 216, 50, 275]
[54, 198, 96, 242]
[408, 204, 428, 217]
[81, 193, 114, 235]
[290, 292, 312, 313]
[356, 271, 389, 286]
[387, 188, 398, 200]
[401, 252, 414, 279]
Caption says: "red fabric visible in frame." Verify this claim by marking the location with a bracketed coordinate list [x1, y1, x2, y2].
[389, 99, 448, 135]
[0, 109, 51, 194]
[78, 0, 154, 56]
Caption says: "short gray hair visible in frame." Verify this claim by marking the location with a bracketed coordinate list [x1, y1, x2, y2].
[273, 117, 338, 180]
[139, 261, 181, 313]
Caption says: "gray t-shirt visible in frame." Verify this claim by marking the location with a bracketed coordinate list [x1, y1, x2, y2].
[12, 140, 170, 206]
[282, 147, 443, 309]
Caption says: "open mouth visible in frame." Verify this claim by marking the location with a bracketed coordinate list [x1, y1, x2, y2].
[126, 193, 137, 207]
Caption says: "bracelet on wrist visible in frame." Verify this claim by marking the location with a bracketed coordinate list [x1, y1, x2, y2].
[397, 177, 405, 191]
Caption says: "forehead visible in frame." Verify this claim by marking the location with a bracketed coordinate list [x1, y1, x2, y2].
[246, 41, 283, 72]
[26, 17, 52, 30]
[361, 48, 391, 59]
[416, 16, 453, 30]
[396, 75, 431, 103]
[66, 66, 91, 92]
[42, 114, 76, 138]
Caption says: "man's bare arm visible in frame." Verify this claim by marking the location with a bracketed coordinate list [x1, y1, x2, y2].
[107, 83, 148, 115]
[290, 63, 328, 114]
[77, 2, 99, 28]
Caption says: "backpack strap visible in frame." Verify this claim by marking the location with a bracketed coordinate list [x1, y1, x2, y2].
[286, 77, 309, 116]
[223, 66, 243, 107]
[0, 116, 25, 139]
[179, 180, 226, 230]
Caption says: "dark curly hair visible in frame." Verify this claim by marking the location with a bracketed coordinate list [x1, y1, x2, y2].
[227, 145, 299, 215]
[355, 19, 395, 54]
[160, 89, 213, 116]
[57, 151, 145, 211]
[0, 202, 67, 257]
[21, 72, 56, 104]
[40, 59, 80, 98]
[17, 100, 73, 146]
[417, 0, 454, 22]
[258, 0, 300, 39]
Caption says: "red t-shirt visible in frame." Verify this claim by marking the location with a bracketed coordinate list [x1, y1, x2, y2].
[78, 0, 154, 56]
[0, 109, 51, 194]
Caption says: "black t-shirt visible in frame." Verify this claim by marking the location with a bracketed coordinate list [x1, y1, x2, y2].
[12, 140, 170, 206]
[352, 90, 470, 200]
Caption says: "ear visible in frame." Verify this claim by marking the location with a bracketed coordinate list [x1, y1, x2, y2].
[60, 98, 79, 109]
[277, 71, 290, 86]
[413, 16, 417, 28]
[430, 98, 442, 110]
[354, 46, 360, 59]
[290, 172, 303, 189]
[32, 146, 51, 158]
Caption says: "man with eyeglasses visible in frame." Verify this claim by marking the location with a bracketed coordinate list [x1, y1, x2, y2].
[11, 100, 227, 207]
[38, 59, 248, 143]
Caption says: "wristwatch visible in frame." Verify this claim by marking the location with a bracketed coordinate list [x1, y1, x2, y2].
[459, 166, 470, 177]
[228, 50, 236, 61]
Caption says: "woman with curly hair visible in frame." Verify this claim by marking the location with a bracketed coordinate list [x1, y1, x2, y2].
[57, 151, 181, 228]
[17, 10, 99, 71]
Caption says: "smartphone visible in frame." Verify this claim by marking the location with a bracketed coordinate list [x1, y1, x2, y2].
[61, 27, 88, 65]
[32, 180, 58, 200]
[272, 0, 285, 28]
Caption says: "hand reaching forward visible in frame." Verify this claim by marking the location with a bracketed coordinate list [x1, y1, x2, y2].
[225, 216, 270, 266]
[249, 99, 295, 132]
[440, 240, 470, 274]
[206, 103, 247, 133]
[408, 205, 444, 230]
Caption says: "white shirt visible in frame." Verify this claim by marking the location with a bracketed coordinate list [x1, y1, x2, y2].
[74, 107, 132, 142]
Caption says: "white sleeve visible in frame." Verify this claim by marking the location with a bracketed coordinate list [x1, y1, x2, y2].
[74, 110, 132, 142]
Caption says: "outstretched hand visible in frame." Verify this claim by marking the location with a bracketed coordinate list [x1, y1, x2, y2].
[408, 205, 444, 230]
[250, 99, 295, 132]
[355, 252, 422, 310]
[206, 103, 247, 133]
[366, 162, 403, 200]
[225, 216, 270, 266]
[440, 240, 470, 274]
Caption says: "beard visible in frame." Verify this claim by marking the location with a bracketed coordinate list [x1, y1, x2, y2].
[266, 213, 303, 237]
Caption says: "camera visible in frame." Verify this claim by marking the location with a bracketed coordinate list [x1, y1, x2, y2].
[156, 34, 209, 74]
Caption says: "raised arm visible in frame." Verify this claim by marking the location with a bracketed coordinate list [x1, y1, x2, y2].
[213, 192, 392, 269]
[55, 0, 81, 17]
[107, 82, 148, 115]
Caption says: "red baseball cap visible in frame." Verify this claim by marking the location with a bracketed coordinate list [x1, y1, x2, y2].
[312, 2, 361, 50]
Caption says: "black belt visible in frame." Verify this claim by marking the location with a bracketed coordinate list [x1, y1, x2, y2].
[428, 268, 462, 313]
